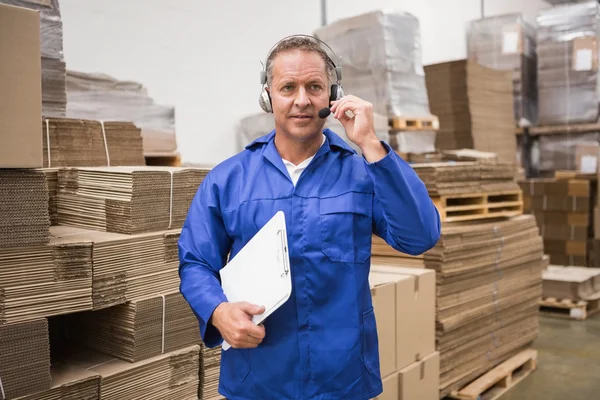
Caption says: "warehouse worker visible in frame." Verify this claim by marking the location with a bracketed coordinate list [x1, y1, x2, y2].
[178, 35, 440, 400]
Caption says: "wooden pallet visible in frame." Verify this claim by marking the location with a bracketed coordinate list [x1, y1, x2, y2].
[448, 349, 537, 400]
[389, 115, 440, 131]
[432, 190, 523, 223]
[540, 297, 600, 320]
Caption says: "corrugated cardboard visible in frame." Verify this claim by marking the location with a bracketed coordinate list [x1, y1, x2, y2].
[398, 351, 440, 400]
[372, 370, 399, 400]
[0, 3, 43, 168]
[595, 207, 600, 239]
[370, 267, 435, 372]
[369, 277, 398, 378]
[543, 265, 600, 300]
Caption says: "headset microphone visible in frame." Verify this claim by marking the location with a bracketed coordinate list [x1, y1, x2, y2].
[318, 108, 331, 119]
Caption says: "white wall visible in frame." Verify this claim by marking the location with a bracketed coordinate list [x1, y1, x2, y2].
[60, 0, 551, 166]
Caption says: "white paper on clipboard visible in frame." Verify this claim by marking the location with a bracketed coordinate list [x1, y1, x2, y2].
[219, 211, 292, 351]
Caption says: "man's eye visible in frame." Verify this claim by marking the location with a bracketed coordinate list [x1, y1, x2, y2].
[310, 85, 322, 91]
[282, 85, 293, 91]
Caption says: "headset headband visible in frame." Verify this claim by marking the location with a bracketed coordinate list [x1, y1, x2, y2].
[259, 34, 343, 85]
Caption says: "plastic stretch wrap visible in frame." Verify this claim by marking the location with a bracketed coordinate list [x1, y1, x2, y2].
[468, 14, 538, 126]
[536, 0, 600, 125]
[314, 10, 432, 118]
[1, 0, 66, 116]
[538, 132, 600, 171]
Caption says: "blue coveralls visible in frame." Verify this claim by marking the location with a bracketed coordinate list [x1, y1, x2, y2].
[178, 128, 441, 400]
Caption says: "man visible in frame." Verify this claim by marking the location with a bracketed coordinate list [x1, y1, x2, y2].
[178, 35, 440, 400]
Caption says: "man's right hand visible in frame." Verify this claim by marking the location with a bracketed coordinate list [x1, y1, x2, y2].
[211, 301, 266, 348]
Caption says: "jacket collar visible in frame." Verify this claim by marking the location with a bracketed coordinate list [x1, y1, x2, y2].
[245, 128, 357, 155]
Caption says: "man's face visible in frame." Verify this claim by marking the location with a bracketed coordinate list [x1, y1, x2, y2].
[268, 49, 330, 142]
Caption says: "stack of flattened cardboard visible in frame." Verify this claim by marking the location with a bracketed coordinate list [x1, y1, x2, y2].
[66, 70, 178, 156]
[1, 169, 51, 248]
[542, 265, 600, 300]
[42, 118, 145, 168]
[200, 344, 225, 400]
[0, 0, 66, 117]
[66, 290, 200, 362]
[425, 60, 517, 163]
[42, 168, 59, 225]
[0, 233, 92, 325]
[14, 364, 100, 400]
[426, 215, 544, 396]
[50, 226, 180, 310]
[0, 319, 51, 398]
[411, 161, 518, 196]
[520, 177, 594, 266]
[56, 166, 208, 234]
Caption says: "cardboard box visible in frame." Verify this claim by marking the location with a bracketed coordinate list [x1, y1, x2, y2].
[369, 277, 397, 378]
[370, 266, 436, 372]
[372, 370, 399, 400]
[575, 142, 600, 173]
[0, 3, 42, 168]
[398, 351, 440, 400]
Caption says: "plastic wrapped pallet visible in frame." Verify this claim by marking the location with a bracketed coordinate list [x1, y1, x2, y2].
[314, 10, 432, 119]
[538, 132, 600, 172]
[536, 0, 600, 125]
[1, 0, 66, 117]
[468, 13, 538, 126]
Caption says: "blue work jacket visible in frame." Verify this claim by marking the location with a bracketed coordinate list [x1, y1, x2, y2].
[178, 128, 441, 400]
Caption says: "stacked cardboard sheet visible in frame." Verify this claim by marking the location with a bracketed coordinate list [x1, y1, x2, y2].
[62, 345, 200, 400]
[200, 344, 224, 400]
[50, 226, 181, 310]
[537, 0, 600, 125]
[0, 0, 66, 117]
[421, 215, 545, 396]
[42, 168, 59, 225]
[410, 161, 518, 196]
[543, 265, 600, 300]
[468, 13, 538, 125]
[0, 169, 51, 248]
[425, 60, 517, 163]
[66, 70, 177, 155]
[0, 234, 92, 325]
[42, 118, 145, 168]
[0, 319, 51, 399]
[520, 177, 595, 266]
[56, 167, 208, 234]
[67, 291, 200, 362]
[14, 364, 100, 400]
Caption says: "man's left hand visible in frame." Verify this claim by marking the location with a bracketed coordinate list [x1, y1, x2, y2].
[330, 95, 388, 163]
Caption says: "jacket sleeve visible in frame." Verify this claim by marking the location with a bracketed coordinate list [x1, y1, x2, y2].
[366, 142, 441, 256]
[178, 172, 231, 348]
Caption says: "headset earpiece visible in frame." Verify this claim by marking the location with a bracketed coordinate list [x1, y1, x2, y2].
[330, 84, 344, 103]
[259, 85, 272, 113]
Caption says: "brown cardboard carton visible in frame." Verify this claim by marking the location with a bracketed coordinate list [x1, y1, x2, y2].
[372, 370, 399, 400]
[370, 266, 435, 372]
[0, 3, 42, 168]
[368, 277, 397, 378]
[398, 351, 440, 400]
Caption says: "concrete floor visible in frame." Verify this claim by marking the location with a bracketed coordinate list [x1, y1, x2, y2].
[502, 313, 600, 400]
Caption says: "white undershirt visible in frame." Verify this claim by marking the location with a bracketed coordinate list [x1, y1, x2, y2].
[282, 134, 326, 186]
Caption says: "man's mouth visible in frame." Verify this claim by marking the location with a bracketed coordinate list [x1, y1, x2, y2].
[291, 115, 313, 120]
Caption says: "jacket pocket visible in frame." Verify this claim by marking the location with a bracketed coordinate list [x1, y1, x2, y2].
[319, 192, 373, 264]
[362, 307, 381, 376]
[220, 348, 250, 388]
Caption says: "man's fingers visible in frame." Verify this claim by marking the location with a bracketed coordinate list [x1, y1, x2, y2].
[238, 301, 266, 316]
[246, 323, 266, 340]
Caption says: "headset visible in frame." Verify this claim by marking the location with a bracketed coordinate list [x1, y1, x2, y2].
[258, 34, 344, 114]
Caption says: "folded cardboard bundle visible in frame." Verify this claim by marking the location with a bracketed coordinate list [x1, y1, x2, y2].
[542, 265, 600, 300]
[41, 168, 59, 225]
[42, 118, 145, 168]
[14, 363, 100, 400]
[200, 344, 224, 400]
[56, 166, 208, 234]
[0, 319, 51, 398]
[50, 226, 181, 310]
[0, 169, 51, 248]
[66, 290, 200, 363]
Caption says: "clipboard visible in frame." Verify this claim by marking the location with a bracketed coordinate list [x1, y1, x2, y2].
[219, 210, 292, 351]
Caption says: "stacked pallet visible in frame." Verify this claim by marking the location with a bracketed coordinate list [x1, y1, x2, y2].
[424, 60, 517, 163]
[520, 176, 596, 266]
[541, 266, 600, 320]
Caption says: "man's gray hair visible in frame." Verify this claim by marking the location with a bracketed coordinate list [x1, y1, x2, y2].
[265, 36, 336, 89]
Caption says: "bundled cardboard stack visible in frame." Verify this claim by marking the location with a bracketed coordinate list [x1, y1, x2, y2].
[425, 60, 517, 163]
[42, 168, 59, 225]
[65, 291, 200, 362]
[0, 319, 52, 398]
[43, 118, 145, 168]
[14, 364, 100, 400]
[0, 169, 51, 248]
[1, 0, 66, 117]
[467, 13, 538, 126]
[520, 177, 595, 266]
[56, 166, 208, 234]
[66, 71, 177, 156]
[537, 0, 600, 125]
[369, 268, 439, 400]
[50, 226, 181, 310]
[543, 265, 600, 300]
[200, 345, 225, 400]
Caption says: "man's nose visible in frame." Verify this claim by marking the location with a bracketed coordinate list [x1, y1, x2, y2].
[294, 87, 310, 108]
